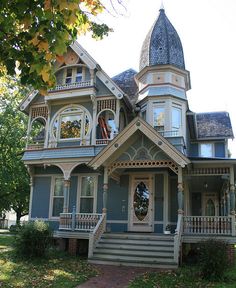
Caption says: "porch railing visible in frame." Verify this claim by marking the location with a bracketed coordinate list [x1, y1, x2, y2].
[49, 80, 92, 92]
[59, 212, 102, 232]
[88, 213, 106, 258]
[183, 216, 235, 236]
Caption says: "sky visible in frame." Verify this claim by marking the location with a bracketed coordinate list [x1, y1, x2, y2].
[79, 0, 236, 157]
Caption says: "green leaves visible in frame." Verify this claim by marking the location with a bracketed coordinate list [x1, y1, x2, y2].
[0, 0, 113, 93]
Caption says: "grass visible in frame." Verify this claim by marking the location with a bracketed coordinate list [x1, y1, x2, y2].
[128, 260, 236, 288]
[0, 235, 97, 288]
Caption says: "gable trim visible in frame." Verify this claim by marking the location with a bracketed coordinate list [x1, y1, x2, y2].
[89, 117, 190, 169]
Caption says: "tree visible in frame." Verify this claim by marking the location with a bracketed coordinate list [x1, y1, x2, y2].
[0, 0, 126, 94]
[0, 76, 30, 224]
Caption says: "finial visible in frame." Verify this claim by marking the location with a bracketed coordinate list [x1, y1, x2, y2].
[160, 0, 165, 10]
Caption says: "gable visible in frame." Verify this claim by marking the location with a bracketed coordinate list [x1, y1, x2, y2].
[117, 134, 170, 161]
[89, 117, 190, 170]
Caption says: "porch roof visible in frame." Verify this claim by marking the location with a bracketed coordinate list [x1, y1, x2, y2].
[89, 117, 190, 170]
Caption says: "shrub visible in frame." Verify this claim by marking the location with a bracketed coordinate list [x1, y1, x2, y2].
[198, 238, 229, 280]
[14, 220, 53, 258]
[9, 224, 21, 234]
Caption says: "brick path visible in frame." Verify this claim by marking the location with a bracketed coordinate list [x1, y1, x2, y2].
[77, 264, 157, 288]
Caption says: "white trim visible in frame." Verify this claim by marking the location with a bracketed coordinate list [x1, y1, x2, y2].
[128, 174, 154, 232]
[49, 104, 92, 145]
[49, 176, 64, 220]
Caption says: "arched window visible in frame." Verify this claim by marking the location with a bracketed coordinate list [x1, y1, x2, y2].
[52, 105, 92, 144]
[96, 110, 116, 140]
[28, 117, 46, 147]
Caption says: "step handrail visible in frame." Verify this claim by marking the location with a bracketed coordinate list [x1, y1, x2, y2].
[88, 213, 106, 258]
[174, 214, 183, 264]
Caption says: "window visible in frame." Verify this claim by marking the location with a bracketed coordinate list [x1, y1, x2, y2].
[51, 178, 64, 217]
[75, 67, 83, 82]
[172, 107, 181, 130]
[65, 68, 73, 84]
[79, 176, 97, 213]
[52, 105, 92, 142]
[153, 107, 165, 131]
[200, 143, 213, 157]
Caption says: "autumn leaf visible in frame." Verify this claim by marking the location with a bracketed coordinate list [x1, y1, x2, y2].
[38, 41, 49, 52]
[44, 0, 51, 10]
[41, 65, 51, 82]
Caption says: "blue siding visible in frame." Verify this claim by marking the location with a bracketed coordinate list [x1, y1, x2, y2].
[154, 224, 163, 233]
[96, 77, 113, 96]
[189, 143, 198, 157]
[97, 175, 103, 213]
[107, 176, 129, 221]
[154, 174, 164, 221]
[215, 142, 225, 157]
[31, 177, 51, 218]
[69, 176, 78, 212]
[170, 178, 178, 223]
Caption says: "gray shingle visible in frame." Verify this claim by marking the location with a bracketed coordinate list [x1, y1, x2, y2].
[196, 112, 234, 139]
[140, 8, 185, 71]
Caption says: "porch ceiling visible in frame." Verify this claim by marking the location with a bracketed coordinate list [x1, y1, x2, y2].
[187, 175, 224, 193]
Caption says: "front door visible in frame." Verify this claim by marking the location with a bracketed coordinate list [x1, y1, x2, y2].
[129, 175, 153, 232]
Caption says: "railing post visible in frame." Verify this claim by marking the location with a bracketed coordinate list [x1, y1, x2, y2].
[88, 233, 94, 258]
[231, 215, 235, 236]
[71, 206, 76, 231]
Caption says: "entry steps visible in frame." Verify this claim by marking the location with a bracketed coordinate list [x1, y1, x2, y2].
[88, 233, 178, 269]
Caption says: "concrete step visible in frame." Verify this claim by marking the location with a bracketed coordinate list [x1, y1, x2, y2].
[96, 243, 174, 252]
[92, 253, 175, 263]
[99, 238, 174, 246]
[94, 248, 173, 258]
[102, 233, 174, 241]
[89, 232, 176, 269]
[89, 258, 178, 269]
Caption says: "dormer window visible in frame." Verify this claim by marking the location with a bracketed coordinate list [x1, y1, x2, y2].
[65, 66, 84, 84]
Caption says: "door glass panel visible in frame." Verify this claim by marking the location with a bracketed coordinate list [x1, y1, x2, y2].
[206, 199, 215, 216]
[133, 182, 149, 221]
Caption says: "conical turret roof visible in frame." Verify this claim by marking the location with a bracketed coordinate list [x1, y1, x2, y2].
[139, 8, 185, 71]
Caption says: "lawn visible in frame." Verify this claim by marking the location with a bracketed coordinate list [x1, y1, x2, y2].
[0, 235, 97, 288]
[128, 262, 236, 288]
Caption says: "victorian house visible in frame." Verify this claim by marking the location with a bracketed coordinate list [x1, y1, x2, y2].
[21, 7, 236, 268]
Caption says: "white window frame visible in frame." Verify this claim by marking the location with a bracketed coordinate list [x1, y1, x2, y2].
[63, 65, 85, 84]
[199, 143, 214, 158]
[50, 105, 92, 143]
[49, 176, 64, 219]
[77, 174, 98, 214]
[171, 105, 182, 135]
[153, 104, 165, 132]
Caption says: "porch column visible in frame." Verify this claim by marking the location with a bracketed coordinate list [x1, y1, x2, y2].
[230, 166, 235, 215]
[102, 167, 108, 213]
[63, 179, 71, 213]
[177, 167, 184, 214]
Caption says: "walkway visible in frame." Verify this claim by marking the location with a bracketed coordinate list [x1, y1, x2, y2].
[77, 264, 159, 288]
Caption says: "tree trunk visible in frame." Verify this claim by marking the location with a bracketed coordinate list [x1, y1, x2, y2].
[16, 211, 21, 225]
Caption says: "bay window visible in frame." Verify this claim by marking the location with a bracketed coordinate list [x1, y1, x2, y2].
[200, 143, 213, 157]
[153, 106, 165, 131]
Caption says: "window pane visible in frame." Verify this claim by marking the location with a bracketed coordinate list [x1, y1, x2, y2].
[65, 68, 72, 83]
[76, 67, 82, 82]
[80, 198, 93, 213]
[81, 176, 94, 196]
[153, 107, 164, 130]
[200, 144, 213, 157]
[172, 107, 181, 129]
[54, 178, 64, 196]
[52, 198, 64, 217]
[60, 114, 82, 139]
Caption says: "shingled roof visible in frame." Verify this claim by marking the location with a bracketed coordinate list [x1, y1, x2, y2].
[112, 68, 138, 103]
[196, 112, 234, 139]
[139, 8, 185, 71]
